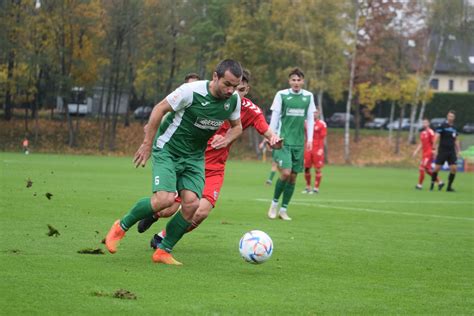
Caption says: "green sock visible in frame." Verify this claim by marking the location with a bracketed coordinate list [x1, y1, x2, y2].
[273, 178, 287, 202]
[282, 182, 295, 209]
[268, 171, 276, 181]
[159, 211, 191, 252]
[120, 197, 154, 231]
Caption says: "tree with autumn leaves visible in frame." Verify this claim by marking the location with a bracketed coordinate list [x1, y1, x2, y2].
[1, 0, 472, 158]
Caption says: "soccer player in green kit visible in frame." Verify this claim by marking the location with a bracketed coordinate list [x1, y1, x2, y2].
[105, 59, 243, 265]
[267, 68, 316, 220]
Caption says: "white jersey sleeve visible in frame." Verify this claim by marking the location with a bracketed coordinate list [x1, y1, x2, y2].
[270, 90, 283, 112]
[166, 83, 194, 111]
[308, 92, 317, 114]
[229, 93, 241, 121]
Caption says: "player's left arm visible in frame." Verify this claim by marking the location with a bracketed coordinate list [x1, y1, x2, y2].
[455, 138, 461, 156]
[305, 94, 316, 151]
[211, 118, 242, 149]
[211, 95, 243, 149]
[433, 132, 440, 156]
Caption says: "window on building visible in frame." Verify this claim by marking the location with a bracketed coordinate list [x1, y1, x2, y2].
[430, 79, 439, 90]
[469, 80, 474, 93]
[449, 80, 454, 91]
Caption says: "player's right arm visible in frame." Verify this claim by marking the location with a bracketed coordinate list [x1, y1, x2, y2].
[269, 91, 282, 133]
[412, 144, 422, 158]
[134, 100, 173, 168]
[134, 83, 193, 167]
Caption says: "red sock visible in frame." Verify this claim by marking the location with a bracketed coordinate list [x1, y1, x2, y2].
[315, 171, 322, 189]
[418, 169, 425, 185]
[304, 170, 311, 187]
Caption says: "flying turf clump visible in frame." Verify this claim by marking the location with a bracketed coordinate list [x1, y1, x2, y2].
[46, 224, 60, 237]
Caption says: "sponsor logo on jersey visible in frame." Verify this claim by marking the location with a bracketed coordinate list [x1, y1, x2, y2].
[224, 102, 230, 111]
[286, 108, 305, 117]
[194, 117, 224, 130]
[201, 101, 210, 106]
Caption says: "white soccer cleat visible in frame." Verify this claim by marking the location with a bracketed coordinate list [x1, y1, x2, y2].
[279, 210, 292, 221]
[301, 188, 313, 194]
[267, 202, 278, 219]
[313, 188, 319, 194]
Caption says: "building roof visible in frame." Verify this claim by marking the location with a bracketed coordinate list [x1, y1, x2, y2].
[433, 34, 474, 75]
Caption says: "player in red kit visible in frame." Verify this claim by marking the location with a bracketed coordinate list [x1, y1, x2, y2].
[302, 110, 327, 194]
[412, 118, 443, 190]
[137, 69, 282, 247]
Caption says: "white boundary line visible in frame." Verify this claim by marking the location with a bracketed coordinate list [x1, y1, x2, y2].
[254, 199, 474, 222]
[289, 198, 473, 205]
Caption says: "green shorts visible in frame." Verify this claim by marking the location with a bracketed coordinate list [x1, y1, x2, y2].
[273, 145, 304, 173]
[271, 149, 278, 163]
[151, 148, 205, 198]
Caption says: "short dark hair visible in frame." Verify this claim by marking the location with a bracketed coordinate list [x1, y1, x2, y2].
[184, 73, 200, 83]
[288, 68, 304, 79]
[215, 59, 243, 79]
[448, 110, 456, 115]
[242, 69, 251, 83]
[422, 117, 430, 121]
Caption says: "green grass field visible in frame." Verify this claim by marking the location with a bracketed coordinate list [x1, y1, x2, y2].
[1, 152, 473, 314]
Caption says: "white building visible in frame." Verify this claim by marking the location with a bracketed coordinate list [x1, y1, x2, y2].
[429, 36, 474, 93]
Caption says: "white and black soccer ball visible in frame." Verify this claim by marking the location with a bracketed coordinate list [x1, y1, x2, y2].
[239, 230, 273, 264]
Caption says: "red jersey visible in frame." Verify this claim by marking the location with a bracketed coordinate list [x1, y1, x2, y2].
[420, 128, 435, 157]
[205, 97, 269, 170]
[307, 120, 327, 150]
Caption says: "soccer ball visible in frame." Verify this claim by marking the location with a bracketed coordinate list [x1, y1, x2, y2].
[239, 230, 273, 264]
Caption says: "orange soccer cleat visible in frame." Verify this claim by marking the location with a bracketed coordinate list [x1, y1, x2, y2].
[105, 220, 126, 254]
[152, 248, 182, 265]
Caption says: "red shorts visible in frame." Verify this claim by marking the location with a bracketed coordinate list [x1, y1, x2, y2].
[304, 148, 324, 169]
[420, 155, 433, 170]
[175, 169, 224, 207]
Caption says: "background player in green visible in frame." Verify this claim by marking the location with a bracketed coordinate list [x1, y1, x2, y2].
[267, 68, 316, 220]
[105, 59, 243, 265]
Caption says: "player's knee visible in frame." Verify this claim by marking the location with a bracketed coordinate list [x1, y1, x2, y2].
[194, 209, 209, 224]
[281, 170, 291, 179]
[182, 197, 200, 212]
[151, 192, 175, 211]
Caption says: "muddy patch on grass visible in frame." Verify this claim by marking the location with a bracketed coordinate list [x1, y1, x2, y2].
[26, 178, 33, 188]
[2, 249, 21, 254]
[114, 289, 137, 300]
[92, 289, 137, 300]
[45, 192, 53, 200]
[77, 248, 104, 255]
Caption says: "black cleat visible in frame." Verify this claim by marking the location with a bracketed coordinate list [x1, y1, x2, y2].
[137, 216, 158, 233]
[150, 233, 163, 249]
[429, 182, 435, 191]
[438, 182, 445, 191]
[446, 187, 455, 192]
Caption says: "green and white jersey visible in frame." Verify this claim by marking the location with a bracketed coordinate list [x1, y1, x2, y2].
[269, 88, 316, 147]
[154, 80, 241, 157]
